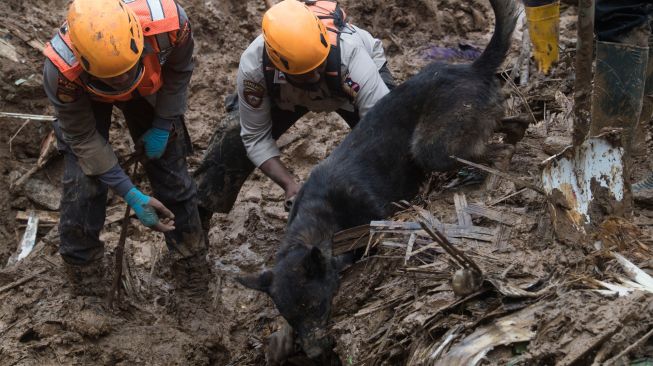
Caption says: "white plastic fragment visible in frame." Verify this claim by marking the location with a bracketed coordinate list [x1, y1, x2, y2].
[6, 211, 39, 267]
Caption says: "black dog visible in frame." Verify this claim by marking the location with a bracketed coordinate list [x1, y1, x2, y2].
[238, 0, 518, 361]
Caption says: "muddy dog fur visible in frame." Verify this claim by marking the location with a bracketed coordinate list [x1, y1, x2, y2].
[238, 0, 519, 361]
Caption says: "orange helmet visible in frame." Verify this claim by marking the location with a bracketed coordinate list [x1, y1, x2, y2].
[262, 0, 330, 75]
[67, 0, 144, 78]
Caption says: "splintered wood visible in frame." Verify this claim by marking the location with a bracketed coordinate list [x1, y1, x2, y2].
[332, 194, 518, 262]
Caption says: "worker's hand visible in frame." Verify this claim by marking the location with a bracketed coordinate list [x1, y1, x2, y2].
[141, 127, 170, 159]
[284, 181, 301, 212]
[123, 187, 175, 232]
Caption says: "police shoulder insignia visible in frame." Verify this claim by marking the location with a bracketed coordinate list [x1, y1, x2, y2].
[56, 76, 82, 103]
[342, 74, 360, 99]
[243, 80, 265, 108]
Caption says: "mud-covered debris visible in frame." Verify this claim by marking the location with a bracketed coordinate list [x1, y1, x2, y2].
[0, 268, 46, 294]
[438, 305, 541, 365]
[595, 252, 653, 297]
[22, 178, 60, 210]
[0, 39, 19, 62]
[451, 268, 483, 296]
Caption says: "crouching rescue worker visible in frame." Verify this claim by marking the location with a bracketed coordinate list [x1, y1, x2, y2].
[194, 0, 396, 227]
[43, 0, 207, 296]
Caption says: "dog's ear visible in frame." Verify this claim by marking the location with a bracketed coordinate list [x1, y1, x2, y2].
[236, 271, 274, 293]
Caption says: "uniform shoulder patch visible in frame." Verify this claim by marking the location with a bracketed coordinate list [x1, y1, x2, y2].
[56, 76, 82, 103]
[176, 20, 191, 45]
[243, 80, 265, 108]
[342, 74, 360, 99]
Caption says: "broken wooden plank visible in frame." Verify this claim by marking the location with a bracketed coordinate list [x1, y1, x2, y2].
[15, 210, 59, 225]
[439, 304, 542, 365]
[464, 203, 521, 226]
[494, 225, 512, 252]
[334, 218, 498, 256]
[454, 193, 473, 227]
[0, 112, 56, 121]
[370, 220, 496, 241]
[370, 220, 421, 231]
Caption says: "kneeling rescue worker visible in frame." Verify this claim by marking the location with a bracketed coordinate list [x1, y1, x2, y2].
[194, 0, 396, 227]
[43, 0, 208, 295]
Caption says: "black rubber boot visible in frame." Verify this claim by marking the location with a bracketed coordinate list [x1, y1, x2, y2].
[589, 40, 649, 155]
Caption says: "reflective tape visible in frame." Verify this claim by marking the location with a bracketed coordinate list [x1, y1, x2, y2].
[51, 33, 76, 66]
[146, 0, 165, 20]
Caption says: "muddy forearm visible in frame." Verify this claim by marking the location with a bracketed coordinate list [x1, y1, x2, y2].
[259, 157, 296, 191]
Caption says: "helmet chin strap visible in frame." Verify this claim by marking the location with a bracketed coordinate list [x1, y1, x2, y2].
[86, 61, 145, 98]
[285, 74, 323, 92]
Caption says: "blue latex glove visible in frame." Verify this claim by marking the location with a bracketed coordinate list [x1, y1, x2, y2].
[124, 187, 159, 227]
[141, 127, 170, 159]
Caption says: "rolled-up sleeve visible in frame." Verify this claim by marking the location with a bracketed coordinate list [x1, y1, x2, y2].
[345, 46, 389, 118]
[43, 59, 117, 175]
[237, 40, 279, 168]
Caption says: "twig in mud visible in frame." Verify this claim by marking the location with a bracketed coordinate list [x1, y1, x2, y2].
[0, 268, 47, 294]
[8, 119, 30, 155]
[500, 263, 515, 279]
[370, 314, 398, 365]
[148, 246, 162, 292]
[107, 161, 139, 307]
[603, 327, 653, 365]
[418, 219, 482, 274]
[501, 72, 537, 125]
[0, 318, 29, 338]
[107, 201, 131, 307]
[488, 187, 528, 206]
[451, 156, 546, 195]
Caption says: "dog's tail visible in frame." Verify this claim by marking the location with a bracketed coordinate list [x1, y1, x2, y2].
[472, 0, 518, 73]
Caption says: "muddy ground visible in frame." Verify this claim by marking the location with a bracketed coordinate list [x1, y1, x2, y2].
[1, 0, 653, 365]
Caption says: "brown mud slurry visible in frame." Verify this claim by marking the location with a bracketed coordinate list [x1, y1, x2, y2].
[1, 0, 653, 365]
